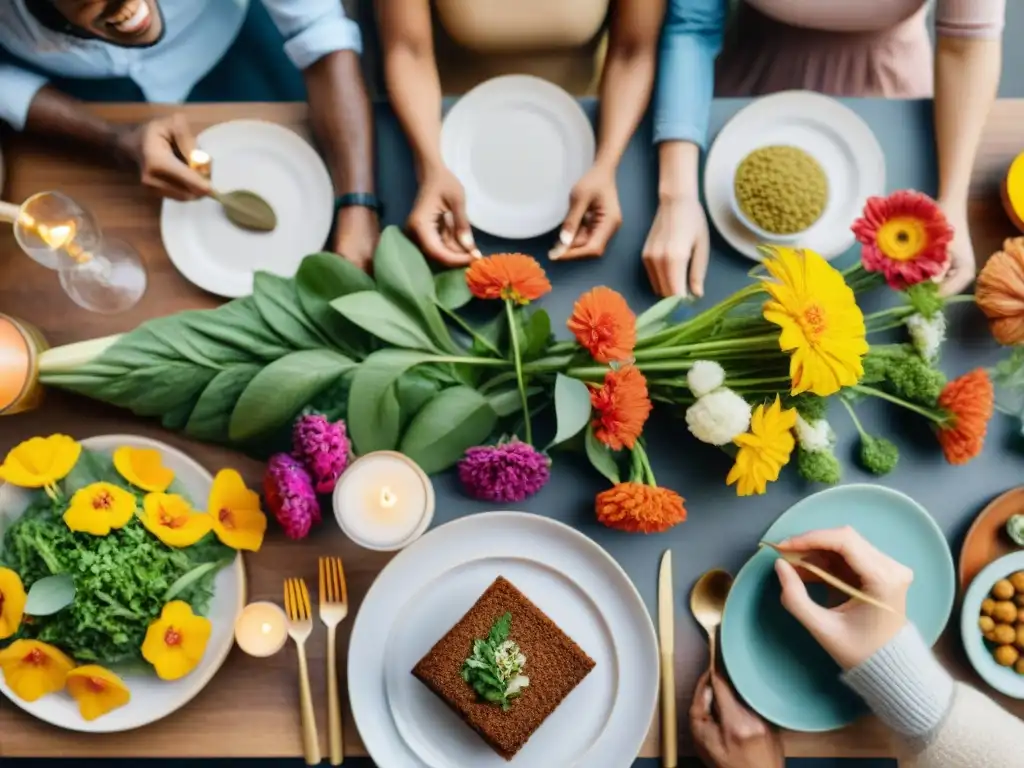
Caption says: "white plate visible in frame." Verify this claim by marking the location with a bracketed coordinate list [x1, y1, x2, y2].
[161, 120, 334, 297]
[0, 434, 245, 733]
[349, 512, 658, 768]
[704, 91, 886, 261]
[442, 75, 596, 239]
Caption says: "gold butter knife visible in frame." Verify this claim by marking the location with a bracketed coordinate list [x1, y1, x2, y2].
[658, 550, 677, 768]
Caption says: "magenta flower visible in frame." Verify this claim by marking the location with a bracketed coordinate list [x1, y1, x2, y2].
[292, 413, 350, 494]
[457, 440, 551, 503]
[264, 453, 321, 540]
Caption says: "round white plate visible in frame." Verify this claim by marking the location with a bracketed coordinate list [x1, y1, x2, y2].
[704, 90, 886, 261]
[0, 434, 245, 733]
[442, 75, 596, 239]
[161, 120, 334, 297]
[349, 512, 658, 768]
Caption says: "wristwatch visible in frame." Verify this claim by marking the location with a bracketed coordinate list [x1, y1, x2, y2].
[335, 193, 384, 219]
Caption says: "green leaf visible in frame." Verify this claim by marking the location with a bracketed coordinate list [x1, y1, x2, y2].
[549, 374, 593, 448]
[25, 574, 76, 617]
[488, 386, 542, 417]
[348, 350, 435, 453]
[585, 424, 621, 485]
[331, 291, 443, 352]
[636, 296, 684, 334]
[63, 448, 118, 493]
[295, 252, 376, 355]
[473, 314, 507, 357]
[163, 560, 231, 602]
[434, 268, 473, 310]
[993, 348, 1024, 416]
[253, 272, 331, 350]
[185, 364, 262, 442]
[523, 309, 552, 360]
[396, 369, 442, 432]
[400, 386, 498, 474]
[229, 349, 355, 440]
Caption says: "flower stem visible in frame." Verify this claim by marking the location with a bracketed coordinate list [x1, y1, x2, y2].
[850, 384, 944, 423]
[438, 304, 502, 357]
[635, 441, 657, 486]
[429, 355, 508, 367]
[505, 299, 532, 444]
[839, 396, 868, 440]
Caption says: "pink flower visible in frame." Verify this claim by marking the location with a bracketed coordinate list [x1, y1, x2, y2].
[264, 454, 321, 540]
[292, 413, 350, 494]
[457, 440, 550, 502]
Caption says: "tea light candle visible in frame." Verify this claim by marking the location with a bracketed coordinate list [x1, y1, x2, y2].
[333, 451, 435, 551]
[234, 601, 288, 658]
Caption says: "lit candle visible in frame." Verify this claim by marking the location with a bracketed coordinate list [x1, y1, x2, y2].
[189, 149, 213, 179]
[234, 601, 288, 658]
[332, 451, 435, 551]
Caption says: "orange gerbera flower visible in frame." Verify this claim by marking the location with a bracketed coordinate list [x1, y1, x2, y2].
[567, 286, 637, 363]
[590, 366, 652, 450]
[596, 482, 686, 534]
[465, 253, 551, 304]
[937, 369, 993, 465]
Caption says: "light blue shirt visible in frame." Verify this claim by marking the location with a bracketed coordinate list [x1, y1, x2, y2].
[653, 0, 728, 149]
[0, 0, 362, 130]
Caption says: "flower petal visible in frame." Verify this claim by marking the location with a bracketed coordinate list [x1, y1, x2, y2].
[113, 447, 175, 492]
[140, 493, 212, 548]
[0, 567, 26, 640]
[66, 665, 131, 721]
[0, 435, 81, 488]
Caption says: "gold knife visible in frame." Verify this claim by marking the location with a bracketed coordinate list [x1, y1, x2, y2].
[658, 550, 677, 768]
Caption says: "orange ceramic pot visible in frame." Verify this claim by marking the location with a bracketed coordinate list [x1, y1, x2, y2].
[0, 314, 47, 416]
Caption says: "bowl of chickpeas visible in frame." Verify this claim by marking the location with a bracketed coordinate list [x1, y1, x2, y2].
[962, 551, 1024, 698]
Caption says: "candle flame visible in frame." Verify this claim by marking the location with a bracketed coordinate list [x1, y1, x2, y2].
[380, 486, 398, 509]
[260, 622, 272, 635]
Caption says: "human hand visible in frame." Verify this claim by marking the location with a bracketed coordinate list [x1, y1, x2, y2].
[775, 527, 911, 670]
[407, 166, 481, 267]
[117, 114, 210, 201]
[332, 205, 380, 273]
[690, 669, 784, 768]
[550, 164, 622, 261]
[642, 194, 710, 298]
[936, 198, 975, 296]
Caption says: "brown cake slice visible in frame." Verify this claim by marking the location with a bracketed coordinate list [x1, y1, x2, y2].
[412, 576, 596, 760]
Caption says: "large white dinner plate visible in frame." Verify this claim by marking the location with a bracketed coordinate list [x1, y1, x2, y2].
[161, 120, 334, 298]
[442, 75, 596, 239]
[704, 91, 886, 261]
[349, 512, 658, 768]
[0, 434, 246, 733]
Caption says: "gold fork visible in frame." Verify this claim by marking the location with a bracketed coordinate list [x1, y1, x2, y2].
[284, 577, 321, 766]
[320, 556, 349, 766]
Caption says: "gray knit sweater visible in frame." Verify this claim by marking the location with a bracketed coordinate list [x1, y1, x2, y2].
[843, 625, 1022, 768]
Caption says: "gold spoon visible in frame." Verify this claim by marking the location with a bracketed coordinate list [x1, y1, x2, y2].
[188, 150, 277, 233]
[690, 569, 733, 676]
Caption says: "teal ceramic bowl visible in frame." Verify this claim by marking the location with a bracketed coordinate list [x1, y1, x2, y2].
[721, 484, 955, 732]
[961, 551, 1024, 699]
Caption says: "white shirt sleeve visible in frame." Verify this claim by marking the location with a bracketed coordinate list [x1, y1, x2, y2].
[259, 0, 363, 70]
[0, 63, 49, 130]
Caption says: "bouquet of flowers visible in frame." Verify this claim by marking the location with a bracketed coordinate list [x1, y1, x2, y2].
[34, 191, 994, 534]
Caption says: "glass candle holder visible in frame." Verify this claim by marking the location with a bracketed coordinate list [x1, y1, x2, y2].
[0, 314, 47, 416]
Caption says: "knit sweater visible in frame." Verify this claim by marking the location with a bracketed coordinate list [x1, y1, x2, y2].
[843, 625, 1022, 768]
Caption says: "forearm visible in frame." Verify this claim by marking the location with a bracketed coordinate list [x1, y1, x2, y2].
[593, 41, 659, 170]
[933, 36, 1001, 206]
[24, 86, 135, 166]
[658, 140, 701, 200]
[304, 50, 375, 195]
[383, 47, 444, 178]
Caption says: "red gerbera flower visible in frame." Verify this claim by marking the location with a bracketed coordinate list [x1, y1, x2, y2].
[567, 286, 637, 363]
[465, 253, 551, 305]
[851, 190, 952, 290]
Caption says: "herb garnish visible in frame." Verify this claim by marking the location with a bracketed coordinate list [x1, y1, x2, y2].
[460, 612, 530, 711]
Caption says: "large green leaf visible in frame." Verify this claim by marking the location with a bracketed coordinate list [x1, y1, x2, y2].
[295, 252, 376, 355]
[229, 349, 355, 440]
[331, 291, 442, 352]
[523, 308, 553, 360]
[186, 364, 262, 442]
[253, 272, 331, 350]
[636, 296, 684, 337]
[548, 374, 592, 448]
[348, 349, 435, 453]
[396, 369, 442, 432]
[400, 386, 498, 474]
[72, 363, 217, 419]
[585, 424, 621, 485]
[434, 268, 472, 310]
[24, 574, 76, 617]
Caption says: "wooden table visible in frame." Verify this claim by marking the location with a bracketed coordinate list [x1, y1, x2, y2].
[0, 101, 1022, 762]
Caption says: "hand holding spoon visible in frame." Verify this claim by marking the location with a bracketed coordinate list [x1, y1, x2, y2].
[690, 568, 733, 676]
[188, 150, 277, 233]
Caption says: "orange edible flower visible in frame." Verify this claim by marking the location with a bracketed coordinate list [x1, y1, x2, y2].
[596, 482, 686, 534]
[0, 639, 74, 702]
[937, 369, 993, 465]
[465, 253, 551, 304]
[208, 469, 267, 552]
[113, 446, 175, 492]
[63, 482, 136, 536]
[0, 434, 81, 490]
[590, 366, 652, 451]
[567, 286, 637, 363]
[140, 493, 212, 548]
[142, 601, 212, 681]
[0, 567, 27, 640]
[66, 666, 131, 721]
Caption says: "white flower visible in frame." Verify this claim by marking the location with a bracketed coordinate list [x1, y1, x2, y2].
[687, 360, 726, 398]
[906, 312, 946, 361]
[505, 674, 530, 696]
[685, 388, 752, 445]
[794, 415, 835, 453]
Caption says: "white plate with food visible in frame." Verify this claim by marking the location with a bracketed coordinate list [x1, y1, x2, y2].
[161, 120, 334, 297]
[704, 90, 886, 261]
[0, 434, 245, 732]
[348, 512, 658, 768]
[441, 75, 596, 239]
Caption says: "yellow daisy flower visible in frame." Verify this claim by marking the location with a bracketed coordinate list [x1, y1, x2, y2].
[761, 246, 868, 397]
[726, 397, 797, 497]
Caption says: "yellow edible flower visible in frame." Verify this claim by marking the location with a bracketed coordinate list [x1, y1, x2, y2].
[208, 469, 267, 552]
[66, 665, 131, 721]
[761, 247, 867, 397]
[0, 567, 27, 640]
[0, 435, 81, 493]
[113, 446, 175, 492]
[140, 493, 212, 548]
[63, 482, 137, 536]
[141, 601, 212, 681]
[726, 397, 797, 497]
[0, 639, 74, 702]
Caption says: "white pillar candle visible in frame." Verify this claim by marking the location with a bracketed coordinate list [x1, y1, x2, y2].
[234, 601, 288, 658]
[332, 451, 435, 551]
